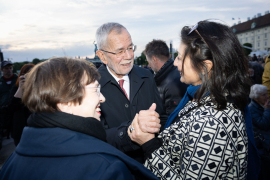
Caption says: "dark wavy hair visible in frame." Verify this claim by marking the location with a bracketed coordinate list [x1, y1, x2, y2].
[180, 20, 251, 110]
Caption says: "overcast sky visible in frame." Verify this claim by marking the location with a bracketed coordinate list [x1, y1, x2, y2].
[0, 0, 269, 62]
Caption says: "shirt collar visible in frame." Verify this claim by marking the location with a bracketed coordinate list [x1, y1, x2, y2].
[106, 65, 129, 83]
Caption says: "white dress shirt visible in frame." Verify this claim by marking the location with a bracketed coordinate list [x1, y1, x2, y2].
[106, 65, 130, 99]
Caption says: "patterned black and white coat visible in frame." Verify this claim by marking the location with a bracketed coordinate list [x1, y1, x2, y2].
[144, 96, 248, 180]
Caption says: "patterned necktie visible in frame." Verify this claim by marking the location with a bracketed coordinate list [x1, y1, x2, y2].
[119, 79, 129, 100]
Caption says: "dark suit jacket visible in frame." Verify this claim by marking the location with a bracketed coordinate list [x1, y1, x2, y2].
[98, 64, 167, 163]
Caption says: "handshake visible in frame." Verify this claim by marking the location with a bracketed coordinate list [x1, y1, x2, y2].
[128, 103, 160, 146]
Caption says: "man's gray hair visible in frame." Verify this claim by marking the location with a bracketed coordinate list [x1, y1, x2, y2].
[249, 84, 268, 99]
[96, 22, 126, 50]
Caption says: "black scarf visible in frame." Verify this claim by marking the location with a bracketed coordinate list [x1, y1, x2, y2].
[27, 111, 106, 142]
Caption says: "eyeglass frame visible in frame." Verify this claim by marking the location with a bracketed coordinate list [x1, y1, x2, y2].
[100, 45, 137, 58]
[188, 22, 209, 47]
[85, 84, 101, 96]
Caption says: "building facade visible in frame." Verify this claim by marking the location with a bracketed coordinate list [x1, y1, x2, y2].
[231, 11, 270, 51]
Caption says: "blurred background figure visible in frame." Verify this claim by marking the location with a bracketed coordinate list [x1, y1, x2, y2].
[9, 64, 34, 146]
[0, 61, 17, 149]
[0, 57, 158, 180]
[144, 39, 188, 115]
[262, 54, 270, 99]
[252, 54, 258, 61]
[249, 84, 270, 180]
[249, 61, 264, 85]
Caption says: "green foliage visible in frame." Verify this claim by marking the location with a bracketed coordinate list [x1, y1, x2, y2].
[173, 52, 178, 60]
[12, 58, 47, 73]
[135, 52, 148, 65]
[242, 43, 252, 57]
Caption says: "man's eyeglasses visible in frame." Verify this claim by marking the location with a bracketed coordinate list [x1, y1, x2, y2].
[85, 84, 101, 96]
[100, 45, 136, 58]
[188, 22, 209, 47]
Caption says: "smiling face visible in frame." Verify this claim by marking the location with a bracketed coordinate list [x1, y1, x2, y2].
[174, 43, 202, 86]
[59, 79, 105, 120]
[99, 28, 134, 78]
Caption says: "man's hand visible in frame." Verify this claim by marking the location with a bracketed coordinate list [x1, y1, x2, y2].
[137, 103, 161, 134]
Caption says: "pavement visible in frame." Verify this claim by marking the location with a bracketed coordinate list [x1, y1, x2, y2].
[0, 137, 16, 170]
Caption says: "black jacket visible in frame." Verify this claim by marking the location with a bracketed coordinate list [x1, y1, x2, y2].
[154, 59, 188, 115]
[98, 64, 167, 163]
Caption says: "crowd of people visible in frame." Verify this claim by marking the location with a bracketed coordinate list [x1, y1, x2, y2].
[0, 20, 269, 180]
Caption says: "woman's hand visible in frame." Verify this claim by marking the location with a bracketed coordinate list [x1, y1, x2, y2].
[14, 75, 26, 98]
[128, 114, 155, 146]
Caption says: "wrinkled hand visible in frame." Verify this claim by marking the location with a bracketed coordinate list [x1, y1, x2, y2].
[128, 114, 155, 145]
[137, 103, 161, 134]
[264, 99, 270, 109]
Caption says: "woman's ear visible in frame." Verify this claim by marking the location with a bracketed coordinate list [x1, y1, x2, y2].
[57, 102, 73, 114]
[204, 60, 213, 73]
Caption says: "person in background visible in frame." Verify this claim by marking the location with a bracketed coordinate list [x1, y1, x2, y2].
[252, 54, 258, 61]
[144, 39, 188, 115]
[0, 61, 17, 149]
[249, 84, 270, 180]
[129, 20, 259, 179]
[9, 64, 34, 145]
[96, 22, 167, 163]
[0, 57, 158, 180]
[262, 54, 270, 98]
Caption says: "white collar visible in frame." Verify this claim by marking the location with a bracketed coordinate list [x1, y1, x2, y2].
[106, 65, 129, 83]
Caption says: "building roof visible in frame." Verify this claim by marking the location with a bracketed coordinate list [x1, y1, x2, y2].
[231, 13, 270, 34]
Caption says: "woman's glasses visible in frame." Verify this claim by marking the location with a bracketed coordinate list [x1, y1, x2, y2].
[85, 84, 101, 96]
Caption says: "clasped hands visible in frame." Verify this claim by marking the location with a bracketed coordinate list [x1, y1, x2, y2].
[128, 103, 160, 145]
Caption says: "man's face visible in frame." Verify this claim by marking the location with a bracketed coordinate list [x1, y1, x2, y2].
[255, 91, 269, 106]
[101, 29, 134, 79]
[1, 65, 13, 78]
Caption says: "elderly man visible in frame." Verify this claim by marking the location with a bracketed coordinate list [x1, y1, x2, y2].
[96, 23, 167, 163]
[249, 84, 270, 179]
[144, 39, 188, 116]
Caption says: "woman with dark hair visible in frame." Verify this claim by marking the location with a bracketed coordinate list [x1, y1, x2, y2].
[0, 57, 158, 180]
[129, 20, 259, 179]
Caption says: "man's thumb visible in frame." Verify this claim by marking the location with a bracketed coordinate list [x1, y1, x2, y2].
[149, 103, 156, 111]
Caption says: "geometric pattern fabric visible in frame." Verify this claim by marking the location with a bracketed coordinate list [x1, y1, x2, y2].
[144, 96, 248, 180]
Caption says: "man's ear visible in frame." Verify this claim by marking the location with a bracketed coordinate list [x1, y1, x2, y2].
[96, 50, 108, 65]
[204, 60, 213, 73]
[152, 56, 158, 62]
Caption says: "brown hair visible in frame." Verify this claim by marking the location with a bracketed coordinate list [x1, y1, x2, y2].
[22, 57, 100, 113]
[15, 63, 35, 87]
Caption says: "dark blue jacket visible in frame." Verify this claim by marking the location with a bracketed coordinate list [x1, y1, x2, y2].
[0, 127, 158, 180]
[249, 99, 270, 151]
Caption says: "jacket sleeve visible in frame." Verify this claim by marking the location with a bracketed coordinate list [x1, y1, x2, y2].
[100, 160, 135, 180]
[250, 107, 270, 131]
[105, 121, 142, 153]
[152, 75, 168, 131]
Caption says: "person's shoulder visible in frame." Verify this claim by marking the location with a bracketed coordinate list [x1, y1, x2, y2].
[131, 65, 153, 77]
